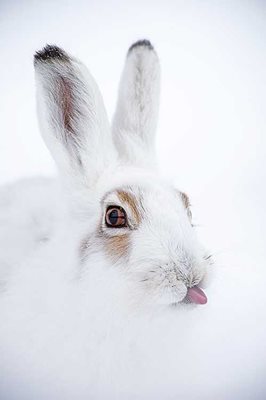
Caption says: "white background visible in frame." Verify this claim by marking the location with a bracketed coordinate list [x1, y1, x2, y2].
[0, 0, 266, 398]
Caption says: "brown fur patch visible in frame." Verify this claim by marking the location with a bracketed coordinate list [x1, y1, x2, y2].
[105, 234, 130, 261]
[117, 190, 142, 225]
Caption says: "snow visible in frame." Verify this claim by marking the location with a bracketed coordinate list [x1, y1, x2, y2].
[0, 0, 266, 399]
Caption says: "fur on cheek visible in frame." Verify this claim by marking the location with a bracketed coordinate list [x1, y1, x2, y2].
[104, 234, 130, 262]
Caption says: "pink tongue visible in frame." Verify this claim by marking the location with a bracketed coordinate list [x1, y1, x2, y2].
[186, 286, 208, 305]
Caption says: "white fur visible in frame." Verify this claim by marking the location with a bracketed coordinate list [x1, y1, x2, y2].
[112, 43, 160, 168]
[0, 42, 213, 399]
[33, 42, 210, 307]
[35, 48, 116, 192]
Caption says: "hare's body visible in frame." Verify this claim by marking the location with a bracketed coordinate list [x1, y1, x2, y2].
[0, 41, 212, 399]
[0, 178, 61, 280]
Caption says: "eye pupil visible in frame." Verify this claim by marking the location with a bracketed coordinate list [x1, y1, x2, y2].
[105, 206, 127, 228]
[109, 210, 118, 225]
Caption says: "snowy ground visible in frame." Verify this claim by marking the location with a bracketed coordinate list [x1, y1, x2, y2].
[0, 1, 266, 399]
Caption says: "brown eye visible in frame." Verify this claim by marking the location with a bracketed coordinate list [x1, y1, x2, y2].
[105, 206, 127, 228]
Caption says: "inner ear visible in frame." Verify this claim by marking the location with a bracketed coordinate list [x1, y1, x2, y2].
[57, 76, 75, 137]
[34, 44, 115, 183]
[52, 72, 86, 168]
[53, 70, 85, 146]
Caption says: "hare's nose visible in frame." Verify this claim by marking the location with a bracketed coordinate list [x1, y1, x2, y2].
[185, 286, 207, 305]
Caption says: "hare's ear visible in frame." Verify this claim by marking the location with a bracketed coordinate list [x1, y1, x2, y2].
[112, 40, 161, 169]
[34, 45, 115, 187]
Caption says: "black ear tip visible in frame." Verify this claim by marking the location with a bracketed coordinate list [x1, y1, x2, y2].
[34, 44, 69, 64]
[128, 39, 154, 54]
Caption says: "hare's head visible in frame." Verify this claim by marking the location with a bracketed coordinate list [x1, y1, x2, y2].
[34, 40, 212, 306]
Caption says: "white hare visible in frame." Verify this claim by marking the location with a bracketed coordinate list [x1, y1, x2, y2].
[0, 40, 213, 399]
[32, 40, 211, 305]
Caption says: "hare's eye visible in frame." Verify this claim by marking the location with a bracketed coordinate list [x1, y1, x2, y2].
[105, 206, 127, 228]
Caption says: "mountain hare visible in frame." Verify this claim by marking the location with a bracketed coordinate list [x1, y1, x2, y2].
[0, 40, 213, 399]
[33, 39, 211, 304]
